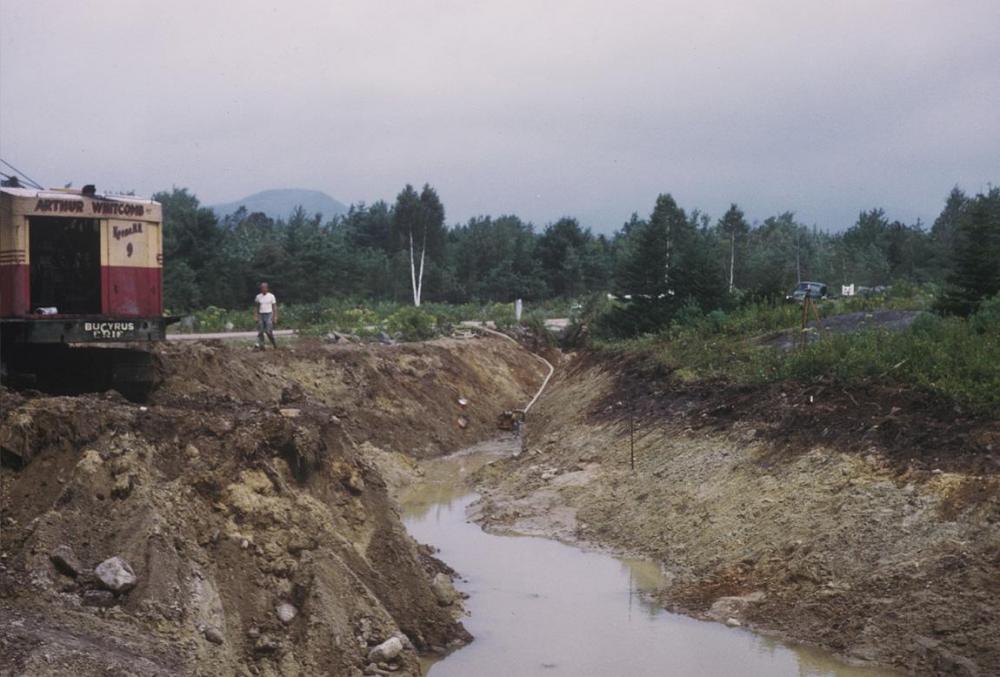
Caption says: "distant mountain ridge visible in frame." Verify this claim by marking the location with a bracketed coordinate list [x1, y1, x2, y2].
[211, 189, 348, 221]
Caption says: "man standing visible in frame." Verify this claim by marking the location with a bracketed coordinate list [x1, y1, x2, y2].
[254, 282, 278, 349]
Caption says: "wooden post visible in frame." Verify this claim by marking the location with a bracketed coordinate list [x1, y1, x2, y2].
[629, 406, 635, 472]
[799, 296, 807, 349]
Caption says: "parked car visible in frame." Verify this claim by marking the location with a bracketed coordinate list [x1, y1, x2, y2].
[786, 281, 828, 302]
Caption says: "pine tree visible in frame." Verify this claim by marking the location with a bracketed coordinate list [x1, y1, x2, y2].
[613, 193, 723, 334]
[938, 188, 1000, 316]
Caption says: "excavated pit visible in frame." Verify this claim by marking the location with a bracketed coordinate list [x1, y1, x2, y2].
[0, 336, 544, 676]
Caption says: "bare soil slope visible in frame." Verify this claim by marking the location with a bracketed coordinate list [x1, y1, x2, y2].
[474, 355, 999, 676]
[0, 336, 543, 676]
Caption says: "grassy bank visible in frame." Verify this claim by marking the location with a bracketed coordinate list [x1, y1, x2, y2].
[594, 289, 1000, 415]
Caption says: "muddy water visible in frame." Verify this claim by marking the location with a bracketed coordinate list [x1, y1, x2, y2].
[401, 441, 896, 677]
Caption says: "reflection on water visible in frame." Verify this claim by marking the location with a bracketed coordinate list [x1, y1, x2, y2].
[401, 444, 896, 677]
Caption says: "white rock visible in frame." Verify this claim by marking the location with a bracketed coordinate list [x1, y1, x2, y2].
[95, 556, 136, 592]
[431, 573, 458, 606]
[392, 631, 414, 651]
[368, 636, 404, 662]
[276, 602, 297, 624]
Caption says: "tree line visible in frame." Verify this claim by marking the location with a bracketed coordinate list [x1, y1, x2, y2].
[159, 183, 999, 330]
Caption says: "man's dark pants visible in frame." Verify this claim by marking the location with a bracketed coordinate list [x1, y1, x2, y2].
[257, 312, 277, 348]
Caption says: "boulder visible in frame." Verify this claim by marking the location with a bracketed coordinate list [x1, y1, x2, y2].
[708, 591, 765, 623]
[94, 556, 137, 593]
[367, 636, 404, 663]
[431, 573, 458, 606]
[203, 626, 225, 645]
[50, 545, 81, 577]
[276, 602, 298, 624]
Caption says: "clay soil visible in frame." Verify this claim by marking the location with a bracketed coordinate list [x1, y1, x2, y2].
[0, 336, 544, 676]
[472, 353, 999, 676]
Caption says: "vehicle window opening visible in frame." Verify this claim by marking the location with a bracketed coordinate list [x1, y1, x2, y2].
[29, 216, 102, 314]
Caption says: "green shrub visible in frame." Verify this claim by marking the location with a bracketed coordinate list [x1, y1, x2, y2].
[385, 306, 438, 342]
[335, 307, 379, 334]
[670, 299, 704, 332]
[488, 303, 517, 331]
[970, 293, 1000, 334]
[521, 310, 557, 347]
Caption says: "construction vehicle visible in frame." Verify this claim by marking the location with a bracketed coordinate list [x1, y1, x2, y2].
[0, 182, 173, 399]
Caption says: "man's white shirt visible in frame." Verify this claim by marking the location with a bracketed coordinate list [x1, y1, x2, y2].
[255, 292, 277, 313]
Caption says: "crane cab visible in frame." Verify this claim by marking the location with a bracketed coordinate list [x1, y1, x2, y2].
[1, 184, 171, 397]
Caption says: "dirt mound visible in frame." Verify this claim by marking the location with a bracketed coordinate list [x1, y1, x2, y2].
[0, 336, 544, 675]
[152, 336, 540, 459]
[472, 354, 1000, 676]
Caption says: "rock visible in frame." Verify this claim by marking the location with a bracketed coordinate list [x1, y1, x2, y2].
[279, 408, 301, 418]
[204, 626, 225, 645]
[77, 449, 104, 474]
[392, 631, 414, 651]
[81, 589, 116, 607]
[276, 602, 297, 624]
[111, 473, 135, 499]
[58, 579, 79, 593]
[726, 617, 742, 627]
[185, 444, 200, 460]
[94, 556, 137, 593]
[280, 384, 305, 404]
[254, 635, 281, 654]
[368, 636, 404, 662]
[345, 469, 365, 494]
[431, 573, 458, 606]
[708, 592, 765, 623]
[50, 545, 81, 577]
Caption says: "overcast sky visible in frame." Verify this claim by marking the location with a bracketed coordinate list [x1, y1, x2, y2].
[1, 1, 997, 232]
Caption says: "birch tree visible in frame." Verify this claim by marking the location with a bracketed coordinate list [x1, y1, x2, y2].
[717, 203, 749, 293]
[392, 184, 445, 306]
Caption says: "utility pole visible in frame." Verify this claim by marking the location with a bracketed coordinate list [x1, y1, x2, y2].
[795, 230, 802, 284]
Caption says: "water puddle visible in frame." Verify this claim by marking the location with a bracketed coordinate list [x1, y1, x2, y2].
[400, 441, 896, 677]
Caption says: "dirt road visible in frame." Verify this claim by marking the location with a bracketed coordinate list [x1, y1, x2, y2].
[167, 329, 296, 341]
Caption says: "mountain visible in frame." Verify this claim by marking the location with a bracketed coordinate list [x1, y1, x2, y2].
[211, 189, 348, 221]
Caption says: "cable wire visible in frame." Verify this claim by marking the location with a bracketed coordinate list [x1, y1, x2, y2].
[0, 158, 45, 189]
